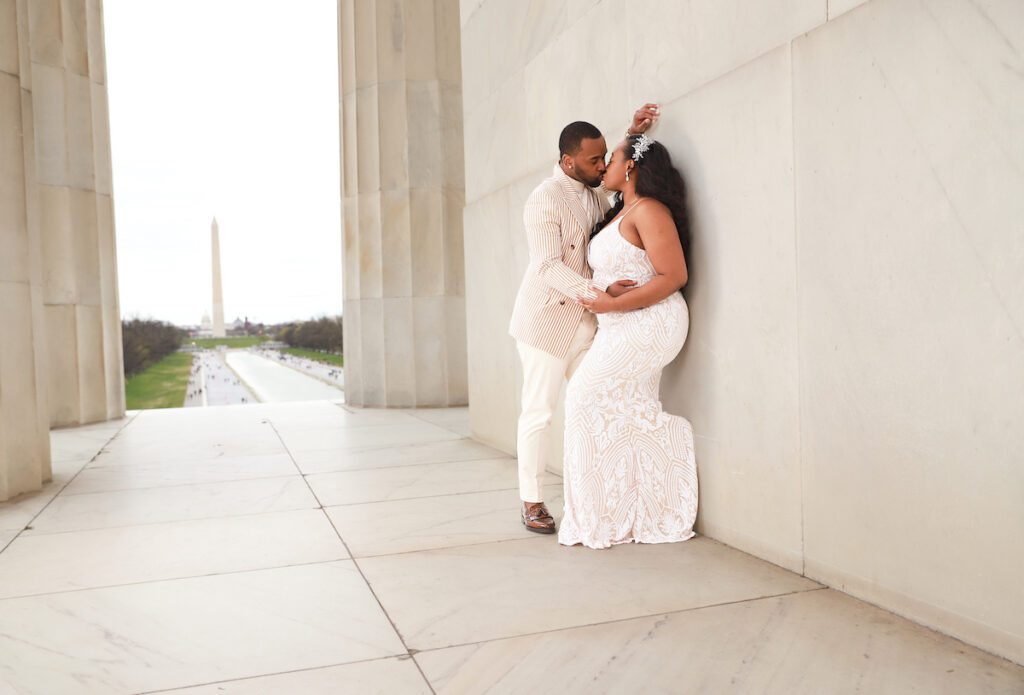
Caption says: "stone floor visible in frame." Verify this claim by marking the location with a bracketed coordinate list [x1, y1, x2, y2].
[0, 402, 1020, 694]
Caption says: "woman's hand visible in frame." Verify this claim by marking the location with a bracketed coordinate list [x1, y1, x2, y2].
[628, 103, 660, 134]
[577, 288, 619, 314]
[606, 280, 637, 297]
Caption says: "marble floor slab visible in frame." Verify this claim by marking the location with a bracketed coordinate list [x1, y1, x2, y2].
[0, 509, 348, 598]
[415, 588, 1024, 694]
[93, 438, 287, 466]
[266, 406, 424, 432]
[4, 404, 1020, 693]
[0, 459, 91, 532]
[24, 476, 318, 534]
[409, 407, 473, 437]
[156, 658, 431, 694]
[410, 407, 470, 425]
[0, 489, 59, 533]
[99, 412, 284, 463]
[0, 562, 406, 695]
[358, 536, 822, 650]
[306, 457, 519, 506]
[49, 417, 133, 462]
[293, 437, 508, 474]
[117, 414, 272, 430]
[276, 421, 463, 454]
[105, 421, 273, 441]
[64, 452, 299, 494]
[325, 485, 563, 558]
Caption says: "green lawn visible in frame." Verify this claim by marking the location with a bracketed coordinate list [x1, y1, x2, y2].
[282, 347, 344, 367]
[125, 351, 194, 409]
[186, 336, 269, 349]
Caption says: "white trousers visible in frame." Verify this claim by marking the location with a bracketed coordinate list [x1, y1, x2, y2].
[516, 315, 597, 503]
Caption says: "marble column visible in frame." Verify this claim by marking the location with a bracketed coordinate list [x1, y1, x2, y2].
[338, 0, 467, 407]
[29, 0, 125, 427]
[211, 217, 225, 338]
[0, 0, 52, 500]
[0, 0, 123, 501]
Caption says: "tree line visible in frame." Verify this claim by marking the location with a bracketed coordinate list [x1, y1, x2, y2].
[122, 319, 184, 377]
[276, 316, 343, 353]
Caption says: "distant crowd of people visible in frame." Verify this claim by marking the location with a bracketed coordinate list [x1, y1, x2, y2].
[252, 347, 344, 386]
[184, 350, 254, 406]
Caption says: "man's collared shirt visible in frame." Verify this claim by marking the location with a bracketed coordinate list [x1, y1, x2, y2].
[555, 163, 600, 227]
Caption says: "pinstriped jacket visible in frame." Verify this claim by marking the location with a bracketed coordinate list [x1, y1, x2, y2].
[509, 164, 612, 359]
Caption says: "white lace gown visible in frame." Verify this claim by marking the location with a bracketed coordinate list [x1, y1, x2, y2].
[558, 218, 698, 548]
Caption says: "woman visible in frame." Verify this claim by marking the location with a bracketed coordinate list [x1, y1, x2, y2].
[559, 133, 698, 549]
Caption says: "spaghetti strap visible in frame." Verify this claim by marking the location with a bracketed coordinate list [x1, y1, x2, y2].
[620, 197, 650, 222]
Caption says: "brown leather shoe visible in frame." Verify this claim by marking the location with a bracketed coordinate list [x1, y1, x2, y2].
[522, 501, 555, 534]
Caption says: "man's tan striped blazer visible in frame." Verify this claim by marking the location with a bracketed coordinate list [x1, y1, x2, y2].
[509, 165, 611, 359]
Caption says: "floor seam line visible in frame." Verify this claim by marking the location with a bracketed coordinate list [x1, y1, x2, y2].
[130, 653, 413, 694]
[411, 586, 830, 654]
[351, 534, 555, 560]
[286, 435, 468, 459]
[321, 482, 560, 508]
[351, 535, 552, 560]
[0, 556, 352, 602]
[266, 419, 438, 695]
[16, 502, 322, 538]
[58, 471, 306, 497]
[404, 410, 473, 438]
[299, 453, 515, 475]
[6, 414, 140, 543]
[304, 453, 515, 473]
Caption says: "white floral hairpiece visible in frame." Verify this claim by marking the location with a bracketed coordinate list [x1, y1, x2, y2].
[631, 133, 654, 161]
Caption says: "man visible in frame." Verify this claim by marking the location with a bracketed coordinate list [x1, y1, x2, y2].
[510, 104, 660, 533]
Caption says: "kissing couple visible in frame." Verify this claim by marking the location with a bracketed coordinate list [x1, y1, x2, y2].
[509, 104, 699, 549]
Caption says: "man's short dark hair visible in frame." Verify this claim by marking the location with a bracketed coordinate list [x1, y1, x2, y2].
[559, 121, 602, 157]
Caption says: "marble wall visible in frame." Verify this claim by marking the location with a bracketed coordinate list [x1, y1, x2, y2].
[460, 0, 1023, 665]
[338, 0, 468, 407]
[0, 0, 124, 501]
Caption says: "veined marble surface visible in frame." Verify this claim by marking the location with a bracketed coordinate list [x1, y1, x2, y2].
[0, 402, 1019, 693]
[306, 456, 519, 506]
[460, 0, 1024, 665]
[417, 589, 1024, 694]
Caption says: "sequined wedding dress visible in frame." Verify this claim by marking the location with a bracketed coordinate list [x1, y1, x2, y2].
[558, 217, 698, 548]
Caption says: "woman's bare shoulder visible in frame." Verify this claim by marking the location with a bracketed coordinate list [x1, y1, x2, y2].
[634, 198, 673, 225]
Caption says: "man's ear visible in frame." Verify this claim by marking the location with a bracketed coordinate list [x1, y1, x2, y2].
[560, 153, 574, 169]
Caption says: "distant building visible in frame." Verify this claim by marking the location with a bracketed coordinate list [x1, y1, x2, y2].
[197, 313, 213, 338]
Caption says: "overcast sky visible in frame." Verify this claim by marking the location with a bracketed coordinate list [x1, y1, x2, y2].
[106, 0, 341, 327]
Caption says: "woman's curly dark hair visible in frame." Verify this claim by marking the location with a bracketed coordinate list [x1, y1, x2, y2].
[593, 134, 690, 260]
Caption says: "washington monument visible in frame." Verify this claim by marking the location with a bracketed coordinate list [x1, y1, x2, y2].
[211, 217, 225, 338]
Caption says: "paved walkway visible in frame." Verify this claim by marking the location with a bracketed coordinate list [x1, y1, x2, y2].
[0, 403, 1020, 693]
[184, 351, 257, 407]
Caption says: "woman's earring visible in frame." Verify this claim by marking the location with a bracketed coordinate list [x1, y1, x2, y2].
[625, 170, 630, 182]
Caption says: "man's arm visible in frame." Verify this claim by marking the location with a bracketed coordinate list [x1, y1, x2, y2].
[523, 188, 594, 300]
